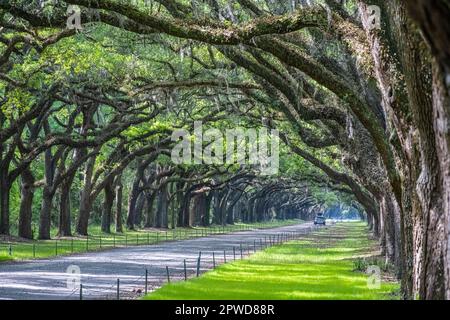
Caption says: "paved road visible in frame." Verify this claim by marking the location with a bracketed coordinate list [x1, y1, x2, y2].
[0, 223, 316, 300]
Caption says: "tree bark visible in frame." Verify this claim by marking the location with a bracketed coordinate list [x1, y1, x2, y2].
[115, 175, 123, 233]
[101, 181, 114, 233]
[18, 169, 35, 239]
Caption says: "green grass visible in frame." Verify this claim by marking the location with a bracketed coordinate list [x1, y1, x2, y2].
[0, 254, 12, 262]
[0, 219, 303, 261]
[144, 222, 400, 300]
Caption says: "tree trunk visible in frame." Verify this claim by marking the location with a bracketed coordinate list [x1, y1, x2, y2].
[0, 169, 10, 235]
[115, 175, 123, 233]
[101, 182, 114, 233]
[18, 169, 35, 239]
[144, 191, 156, 228]
[134, 193, 145, 227]
[58, 176, 73, 237]
[126, 173, 142, 230]
[76, 156, 96, 235]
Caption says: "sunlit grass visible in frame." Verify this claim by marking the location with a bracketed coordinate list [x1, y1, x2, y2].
[144, 222, 400, 300]
[0, 219, 303, 261]
[0, 254, 12, 262]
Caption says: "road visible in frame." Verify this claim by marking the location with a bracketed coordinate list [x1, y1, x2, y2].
[0, 223, 316, 300]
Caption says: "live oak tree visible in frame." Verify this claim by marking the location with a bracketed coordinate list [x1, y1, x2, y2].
[1, 0, 449, 300]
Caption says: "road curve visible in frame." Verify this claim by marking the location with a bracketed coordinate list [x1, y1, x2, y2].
[0, 223, 315, 300]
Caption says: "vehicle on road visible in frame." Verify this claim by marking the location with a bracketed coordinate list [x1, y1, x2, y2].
[314, 215, 326, 225]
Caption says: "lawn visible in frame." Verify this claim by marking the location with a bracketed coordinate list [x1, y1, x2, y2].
[144, 222, 400, 300]
[0, 219, 303, 261]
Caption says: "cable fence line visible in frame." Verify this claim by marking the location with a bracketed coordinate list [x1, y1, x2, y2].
[67, 226, 322, 300]
[0, 220, 304, 261]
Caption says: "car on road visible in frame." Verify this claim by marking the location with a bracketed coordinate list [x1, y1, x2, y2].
[314, 215, 326, 225]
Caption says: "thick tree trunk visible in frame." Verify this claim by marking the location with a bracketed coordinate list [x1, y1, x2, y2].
[155, 185, 169, 228]
[126, 172, 142, 230]
[58, 177, 73, 237]
[134, 193, 145, 227]
[101, 182, 114, 233]
[18, 169, 35, 239]
[37, 188, 54, 239]
[115, 176, 123, 233]
[0, 169, 10, 235]
[192, 193, 206, 227]
[76, 156, 96, 236]
[144, 191, 156, 228]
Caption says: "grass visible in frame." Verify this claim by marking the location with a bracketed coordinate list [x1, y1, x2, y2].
[144, 222, 400, 300]
[0, 254, 12, 263]
[0, 219, 303, 262]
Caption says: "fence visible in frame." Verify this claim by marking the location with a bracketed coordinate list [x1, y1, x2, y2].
[64, 226, 321, 300]
[0, 221, 302, 260]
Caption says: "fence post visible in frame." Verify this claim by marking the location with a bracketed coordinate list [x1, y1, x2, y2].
[80, 283, 83, 300]
[224, 250, 226, 263]
[145, 269, 148, 295]
[99, 237, 102, 249]
[213, 252, 216, 269]
[166, 266, 170, 283]
[86, 236, 89, 251]
[117, 278, 120, 300]
[184, 259, 187, 281]
[253, 240, 256, 253]
[33, 243, 36, 258]
[136, 235, 139, 246]
[233, 247, 236, 260]
[71, 238, 74, 253]
[147, 233, 150, 245]
[55, 240, 58, 256]
[113, 234, 115, 247]
[125, 235, 128, 247]
[196, 252, 202, 277]
[240, 244, 243, 259]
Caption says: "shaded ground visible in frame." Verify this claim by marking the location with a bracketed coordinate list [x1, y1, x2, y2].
[0, 223, 314, 300]
[145, 222, 400, 300]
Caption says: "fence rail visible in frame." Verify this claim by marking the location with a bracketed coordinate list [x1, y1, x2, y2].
[0, 220, 304, 260]
[65, 226, 320, 300]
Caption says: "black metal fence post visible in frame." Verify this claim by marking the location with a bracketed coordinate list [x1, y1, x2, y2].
[213, 252, 216, 269]
[224, 250, 226, 263]
[233, 247, 236, 260]
[145, 269, 148, 295]
[116, 278, 120, 300]
[184, 259, 187, 281]
[196, 252, 202, 277]
[80, 283, 83, 300]
[166, 266, 171, 283]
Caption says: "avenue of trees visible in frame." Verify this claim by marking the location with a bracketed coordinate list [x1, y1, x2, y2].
[1, 0, 449, 300]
